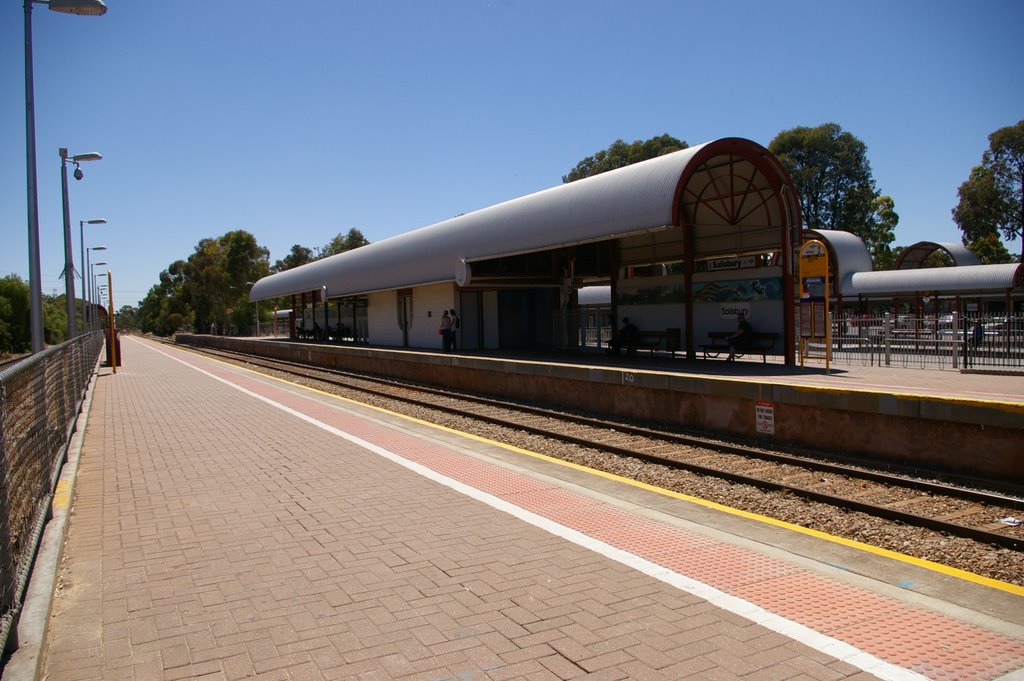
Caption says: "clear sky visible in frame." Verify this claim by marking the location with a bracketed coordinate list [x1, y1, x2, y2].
[2, 0, 1022, 308]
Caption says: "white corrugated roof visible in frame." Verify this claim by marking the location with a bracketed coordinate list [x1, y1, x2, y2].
[805, 230, 873, 295]
[896, 241, 982, 269]
[848, 263, 1022, 296]
[250, 141, 718, 301]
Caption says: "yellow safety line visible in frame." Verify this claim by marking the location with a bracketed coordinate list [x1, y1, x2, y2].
[52, 479, 72, 512]
[174, 343, 1024, 597]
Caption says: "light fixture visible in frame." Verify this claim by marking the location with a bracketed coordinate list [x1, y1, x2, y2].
[48, 0, 107, 16]
[23, 0, 107, 351]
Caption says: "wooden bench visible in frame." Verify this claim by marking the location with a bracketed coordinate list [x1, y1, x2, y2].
[632, 330, 664, 352]
[701, 331, 778, 362]
[628, 328, 681, 358]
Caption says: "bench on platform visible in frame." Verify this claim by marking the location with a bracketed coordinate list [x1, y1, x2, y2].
[700, 331, 778, 362]
[630, 327, 679, 356]
[621, 328, 681, 358]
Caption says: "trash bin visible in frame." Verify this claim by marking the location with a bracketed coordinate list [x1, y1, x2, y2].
[104, 327, 122, 367]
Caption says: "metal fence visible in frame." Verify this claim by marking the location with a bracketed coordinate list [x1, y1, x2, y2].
[555, 309, 1023, 371]
[0, 333, 103, 656]
[818, 313, 1024, 370]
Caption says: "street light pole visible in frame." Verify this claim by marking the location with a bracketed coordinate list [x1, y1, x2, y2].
[92, 262, 106, 331]
[60, 148, 102, 338]
[86, 245, 106, 331]
[22, 0, 107, 351]
[80, 218, 106, 333]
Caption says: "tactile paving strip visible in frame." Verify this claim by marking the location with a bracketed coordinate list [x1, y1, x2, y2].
[203, 358, 1024, 680]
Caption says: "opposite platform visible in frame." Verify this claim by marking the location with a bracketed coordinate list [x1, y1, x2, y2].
[7, 337, 1023, 680]
[175, 334, 1024, 483]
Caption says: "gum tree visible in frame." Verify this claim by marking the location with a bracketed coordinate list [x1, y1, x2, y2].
[952, 119, 1023, 262]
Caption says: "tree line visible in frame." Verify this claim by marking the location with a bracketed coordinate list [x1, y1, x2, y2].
[564, 121, 1023, 266]
[3, 120, 1020, 354]
[133, 228, 371, 338]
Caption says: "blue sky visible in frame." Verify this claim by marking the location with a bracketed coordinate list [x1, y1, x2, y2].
[2, 0, 1022, 307]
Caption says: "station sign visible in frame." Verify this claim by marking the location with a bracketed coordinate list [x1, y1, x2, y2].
[708, 256, 757, 271]
[798, 239, 832, 369]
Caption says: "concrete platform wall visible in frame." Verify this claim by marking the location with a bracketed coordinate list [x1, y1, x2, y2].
[175, 335, 1023, 483]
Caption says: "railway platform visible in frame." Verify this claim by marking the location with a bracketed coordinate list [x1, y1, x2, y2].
[4, 336, 1023, 680]
[176, 334, 1024, 483]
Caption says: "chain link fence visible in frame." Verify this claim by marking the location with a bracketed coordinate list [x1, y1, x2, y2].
[1, 333, 103, 657]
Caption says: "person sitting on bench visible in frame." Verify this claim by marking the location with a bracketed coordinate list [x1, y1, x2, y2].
[607, 317, 639, 355]
[726, 313, 754, 361]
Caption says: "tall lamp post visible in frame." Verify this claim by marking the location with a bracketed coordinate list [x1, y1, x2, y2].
[79, 218, 106, 332]
[86, 245, 106, 331]
[92, 263, 107, 330]
[60, 149, 102, 337]
[23, 0, 107, 351]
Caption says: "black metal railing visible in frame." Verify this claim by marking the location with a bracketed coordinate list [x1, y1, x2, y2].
[0, 333, 103, 656]
[824, 313, 1023, 371]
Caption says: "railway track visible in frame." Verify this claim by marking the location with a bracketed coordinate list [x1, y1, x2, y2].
[172, 341, 1024, 561]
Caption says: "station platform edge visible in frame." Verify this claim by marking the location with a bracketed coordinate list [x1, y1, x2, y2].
[5, 336, 1023, 681]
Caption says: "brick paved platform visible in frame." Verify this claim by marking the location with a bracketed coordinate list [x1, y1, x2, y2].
[6, 337, 1023, 680]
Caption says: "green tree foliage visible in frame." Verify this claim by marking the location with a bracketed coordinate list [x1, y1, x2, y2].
[138, 230, 270, 336]
[769, 123, 893, 264]
[0, 274, 31, 354]
[0, 277, 82, 350]
[272, 244, 315, 273]
[138, 261, 192, 336]
[43, 294, 67, 345]
[116, 305, 139, 331]
[869, 195, 900, 270]
[952, 119, 1023, 261]
[562, 134, 688, 183]
[322, 228, 370, 258]
[965, 232, 1013, 264]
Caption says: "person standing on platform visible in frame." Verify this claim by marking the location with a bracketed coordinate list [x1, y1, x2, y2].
[439, 310, 453, 352]
[726, 313, 754, 361]
[449, 308, 460, 351]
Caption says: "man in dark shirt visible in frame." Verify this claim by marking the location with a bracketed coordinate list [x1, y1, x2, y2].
[607, 317, 639, 355]
[727, 313, 754, 361]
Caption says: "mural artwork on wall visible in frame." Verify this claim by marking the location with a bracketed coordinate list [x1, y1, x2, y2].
[693, 278, 783, 302]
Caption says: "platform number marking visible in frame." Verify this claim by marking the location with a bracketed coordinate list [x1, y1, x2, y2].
[622, 372, 636, 385]
[755, 400, 775, 435]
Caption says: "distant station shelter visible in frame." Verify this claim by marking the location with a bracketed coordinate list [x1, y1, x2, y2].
[250, 137, 802, 364]
[808, 230, 1024, 318]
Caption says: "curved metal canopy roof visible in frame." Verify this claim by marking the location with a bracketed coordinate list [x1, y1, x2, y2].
[847, 263, 1022, 297]
[895, 241, 982, 269]
[804, 229, 873, 295]
[250, 137, 794, 302]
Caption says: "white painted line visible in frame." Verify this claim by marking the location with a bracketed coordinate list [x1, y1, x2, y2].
[151, 341, 930, 681]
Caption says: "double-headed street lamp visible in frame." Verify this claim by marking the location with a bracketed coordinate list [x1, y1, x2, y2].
[23, 0, 107, 351]
[60, 149, 103, 337]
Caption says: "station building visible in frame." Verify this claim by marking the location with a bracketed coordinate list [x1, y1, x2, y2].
[249, 137, 802, 363]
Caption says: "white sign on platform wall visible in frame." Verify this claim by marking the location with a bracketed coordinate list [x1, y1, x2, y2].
[755, 400, 775, 435]
[721, 303, 750, 319]
[708, 256, 757, 271]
